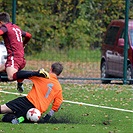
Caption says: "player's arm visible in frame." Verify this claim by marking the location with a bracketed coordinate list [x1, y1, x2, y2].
[22, 31, 32, 46]
[0, 29, 4, 35]
[38, 91, 63, 124]
[38, 109, 55, 123]
[0, 27, 7, 35]
[51, 91, 63, 112]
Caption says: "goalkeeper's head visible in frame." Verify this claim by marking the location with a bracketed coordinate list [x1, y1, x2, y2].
[51, 62, 63, 76]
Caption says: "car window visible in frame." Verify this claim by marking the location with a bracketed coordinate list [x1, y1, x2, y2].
[104, 26, 120, 45]
[130, 29, 133, 46]
[120, 29, 124, 38]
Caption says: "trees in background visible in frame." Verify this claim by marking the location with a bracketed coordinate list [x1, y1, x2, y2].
[0, 0, 133, 54]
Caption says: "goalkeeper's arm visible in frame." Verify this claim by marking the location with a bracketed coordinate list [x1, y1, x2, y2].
[38, 109, 54, 123]
[38, 95, 63, 124]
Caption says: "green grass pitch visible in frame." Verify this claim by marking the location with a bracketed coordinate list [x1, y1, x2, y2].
[0, 82, 132, 133]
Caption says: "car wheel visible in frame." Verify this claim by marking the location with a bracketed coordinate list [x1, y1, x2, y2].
[101, 62, 111, 84]
[126, 64, 133, 84]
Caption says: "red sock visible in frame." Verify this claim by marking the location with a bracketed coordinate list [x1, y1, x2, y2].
[13, 73, 23, 83]
[17, 79, 23, 83]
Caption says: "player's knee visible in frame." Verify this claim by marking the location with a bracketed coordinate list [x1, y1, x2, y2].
[6, 67, 17, 80]
[0, 105, 4, 114]
[7, 75, 13, 80]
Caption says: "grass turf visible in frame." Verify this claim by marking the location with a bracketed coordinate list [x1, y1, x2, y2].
[0, 82, 132, 133]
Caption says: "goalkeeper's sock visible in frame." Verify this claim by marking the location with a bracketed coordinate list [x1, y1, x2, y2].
[2, 113, 17, 122]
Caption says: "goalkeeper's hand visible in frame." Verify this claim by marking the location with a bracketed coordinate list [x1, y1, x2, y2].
[38, 109, 54, 124]
[38, 114, 51, 123]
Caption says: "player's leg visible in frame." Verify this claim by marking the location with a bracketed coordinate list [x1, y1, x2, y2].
[0, 104, 13, 114]
[0, 101, 14, 122]
[2, 113, 17, 122]
[12, 69, 49, 92]
[6, 66, 18, 80]
[14, 69, 49, 79]
[0, 97, 33, 123]
[0, 104, 14, 122]
[6, 66, 25, 93]
[14, 69, 49, 93]
[0, 98, 21, 123]
[6, 56, 49, 79]
[6, 56, 25, 93]
[0, 66, 24, 92]
[2, 97, 35, 123]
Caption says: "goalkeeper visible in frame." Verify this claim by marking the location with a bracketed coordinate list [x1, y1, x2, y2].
[0, 62, 63, 124]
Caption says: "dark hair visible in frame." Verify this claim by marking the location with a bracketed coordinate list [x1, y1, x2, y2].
[51, 62, 63, 76]
[0, 12, 10, 23]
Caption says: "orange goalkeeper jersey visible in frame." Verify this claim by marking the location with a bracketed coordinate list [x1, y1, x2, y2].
[26, 73, 63, 114]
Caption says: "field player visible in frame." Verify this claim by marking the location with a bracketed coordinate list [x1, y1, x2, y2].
[0, 62, 63, 124]
[0, 12, 32, 93]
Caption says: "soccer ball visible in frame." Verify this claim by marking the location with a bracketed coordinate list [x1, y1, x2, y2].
[26, 108, 41, 122]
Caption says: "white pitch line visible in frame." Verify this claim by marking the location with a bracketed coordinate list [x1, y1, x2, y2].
[0, 90, 133, 113]
[0, 90, 27, 96]
[64, 100, 133, 113]
[0, 85, 133, 91]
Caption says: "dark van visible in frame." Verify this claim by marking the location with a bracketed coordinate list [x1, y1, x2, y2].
[100, 20, 133, 84]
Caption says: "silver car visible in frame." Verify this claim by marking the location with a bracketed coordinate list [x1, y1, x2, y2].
[0, 41, 7, 65]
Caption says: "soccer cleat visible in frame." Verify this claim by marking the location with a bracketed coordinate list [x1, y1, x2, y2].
[17, 82, 24, 93]
[39, 68, 49, 79]
[11, 116, 25, 124]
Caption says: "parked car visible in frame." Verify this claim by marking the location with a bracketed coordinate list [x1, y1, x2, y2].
[0, 41, 7, 65]
[100, 19, 133, 84]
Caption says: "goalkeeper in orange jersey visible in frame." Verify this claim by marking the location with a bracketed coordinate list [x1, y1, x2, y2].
[0, 62, 63, 124]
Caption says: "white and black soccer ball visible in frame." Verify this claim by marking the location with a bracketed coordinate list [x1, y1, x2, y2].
[26, 108, 41, 122]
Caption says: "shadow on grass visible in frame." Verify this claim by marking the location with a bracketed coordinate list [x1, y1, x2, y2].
[49, 113, 90, 124]
[0, 115, 111, 126]
[48, 114, 111, 126]
[49, 115, 73, 124]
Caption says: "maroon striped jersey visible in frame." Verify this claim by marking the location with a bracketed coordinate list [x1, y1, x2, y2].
[0, 22, 31, 58]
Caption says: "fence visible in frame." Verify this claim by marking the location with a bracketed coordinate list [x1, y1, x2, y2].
[0, 0, 132, 84]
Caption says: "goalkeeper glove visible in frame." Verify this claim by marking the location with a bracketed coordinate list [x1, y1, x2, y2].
[38, 109, 54, 123]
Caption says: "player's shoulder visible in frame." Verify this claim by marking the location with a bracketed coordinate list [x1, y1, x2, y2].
[13, 23, 21, 29]
[5, 22, 20, 29]
[7, 23, 21, 29]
